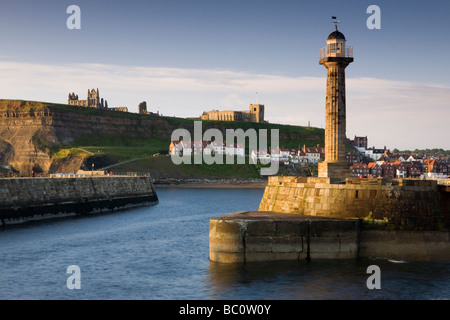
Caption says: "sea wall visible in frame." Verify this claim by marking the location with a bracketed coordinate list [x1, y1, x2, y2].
[209, 211, 450, 263]
[210, 176, 450, 263]
[359, 229, 450, 261]
[258, 176, 449, 230]
[0, 176, 158, 225]
[210, 212, 361, 263]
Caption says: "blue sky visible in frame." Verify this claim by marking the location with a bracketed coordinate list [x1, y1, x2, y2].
[0, 0, 449, 150]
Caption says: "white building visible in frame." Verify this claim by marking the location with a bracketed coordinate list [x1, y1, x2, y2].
[251, 150, 272, 164]
[225, 143, 244, 157]
[365, 148, 384, 161]
[170, 140, 244, 158]
[304, 147, 324, 164]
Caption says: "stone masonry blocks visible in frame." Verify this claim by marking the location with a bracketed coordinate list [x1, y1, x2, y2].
[258, 176, 444, 220]
[210, 211, 360, 263]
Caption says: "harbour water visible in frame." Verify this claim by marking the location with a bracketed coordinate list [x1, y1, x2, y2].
[0, 187, 449, 300]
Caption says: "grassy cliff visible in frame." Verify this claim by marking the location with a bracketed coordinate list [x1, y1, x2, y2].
[0, 99, 324, 179]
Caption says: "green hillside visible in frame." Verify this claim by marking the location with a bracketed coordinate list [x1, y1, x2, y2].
[0, 99, 325, 179]
[71, 115, 323, 179]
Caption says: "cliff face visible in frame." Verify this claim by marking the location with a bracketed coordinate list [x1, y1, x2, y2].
[0, 101, 170, 175]
[0, 108, 54, 174]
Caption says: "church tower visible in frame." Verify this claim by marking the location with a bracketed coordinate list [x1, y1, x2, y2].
[318, 23, 353, 179]
[249, 104, 264, 123]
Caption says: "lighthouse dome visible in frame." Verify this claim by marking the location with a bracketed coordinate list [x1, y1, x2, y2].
[327, 29, 346, 41]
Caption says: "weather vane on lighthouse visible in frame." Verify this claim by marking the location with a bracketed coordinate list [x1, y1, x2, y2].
[332, 16, 341, 30]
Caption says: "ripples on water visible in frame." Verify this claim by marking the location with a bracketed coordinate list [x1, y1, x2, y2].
[0, 187, 449, 300]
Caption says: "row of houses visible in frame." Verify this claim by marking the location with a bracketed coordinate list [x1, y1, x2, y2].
[169, 140, 449, 179]
[169, 141, 327, 164]
[251, 147, 366, 165]
[169, 140, 245, 157]
[251, 147, 325, 165]
[352, 159, 449, 179]
[377, 153, 450, 165]
[349, 136, 449, 178]
[348, 136, 385, 160]
[169, 140, 364, 166]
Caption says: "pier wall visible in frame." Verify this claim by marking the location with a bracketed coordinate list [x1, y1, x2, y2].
[258, 176, 449, 230]
[210, 176, 450, 263]
[210, 212, 360, 263]
[209, 211, 450, 263]
[0, 176, 158, 225]
[359, 229, 450, 261]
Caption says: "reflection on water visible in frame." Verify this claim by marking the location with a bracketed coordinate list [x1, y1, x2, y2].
[207, 258, 450, 300]
[0, 187, 448, 300]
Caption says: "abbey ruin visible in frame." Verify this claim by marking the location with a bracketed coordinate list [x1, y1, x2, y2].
[68, 88, 108, 109]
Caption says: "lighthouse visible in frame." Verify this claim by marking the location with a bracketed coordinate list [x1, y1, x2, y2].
[318, 23, 353, 180]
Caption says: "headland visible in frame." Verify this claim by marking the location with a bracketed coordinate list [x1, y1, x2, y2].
[0, 99, 323, 179]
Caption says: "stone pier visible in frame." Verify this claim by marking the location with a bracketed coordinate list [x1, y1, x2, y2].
[210, 211, 360, 263]
[209, 211, 450, 263]
[209, 177, 450, 263]
[257, 176, 444, 221]
[0, 176, 158, 225]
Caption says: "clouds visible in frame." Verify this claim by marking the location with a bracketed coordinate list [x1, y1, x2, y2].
[0, 60, 448, 149]
[346, 78, 450, 149]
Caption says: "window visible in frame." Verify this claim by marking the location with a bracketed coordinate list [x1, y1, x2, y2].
[328, 43, 342, 54]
